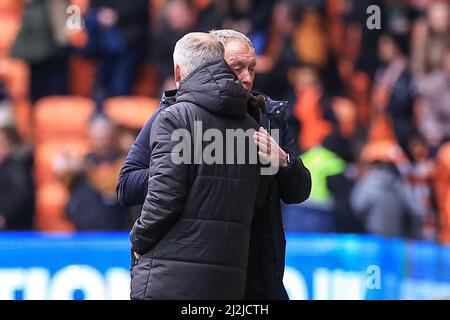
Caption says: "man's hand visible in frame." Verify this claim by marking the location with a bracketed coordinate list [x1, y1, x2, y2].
[133, 251, 141, 260]
[253, 127, 288, 168]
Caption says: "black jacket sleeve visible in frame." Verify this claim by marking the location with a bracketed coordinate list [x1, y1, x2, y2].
[276, 117, 311, 204]
[116, 108, 163, 207]
[130, 109, 190, 255]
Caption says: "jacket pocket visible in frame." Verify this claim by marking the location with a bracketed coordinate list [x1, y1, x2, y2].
[130, 255, 153, 300]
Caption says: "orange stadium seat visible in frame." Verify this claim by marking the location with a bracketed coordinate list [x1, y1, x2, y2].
[0, 58, 29, 101]
[350, 72, 371, 125]
[0, 0, 22, 13]
[12, 99, 32, 140]
[435, 143, 450, 244]
[70, 0, 89, 15]
[0, 12, 20, 57]
[293, 87, 332, 150]
[367, 113, 397, 143]
[66, 1, 89, 48]
[104, 96, 159, 129]
[69, 56, 96, 97]
[34, 139, 90, 182]
[331, 97, 357, 137]
[35, 179, 75, 232]
[133, 63, 159, 97]
[33, 96, 95, 141]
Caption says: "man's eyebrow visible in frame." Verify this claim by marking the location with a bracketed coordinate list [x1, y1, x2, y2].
[229, 59, 245, 66]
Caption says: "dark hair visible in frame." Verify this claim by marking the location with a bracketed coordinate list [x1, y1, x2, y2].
[381, 32, 410, 56]
[0, 126, 19, 145]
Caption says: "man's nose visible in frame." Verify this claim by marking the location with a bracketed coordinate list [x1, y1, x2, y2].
[240, 70, 252, 90]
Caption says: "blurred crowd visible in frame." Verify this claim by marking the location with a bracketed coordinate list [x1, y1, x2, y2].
[0, 0, 449, 244]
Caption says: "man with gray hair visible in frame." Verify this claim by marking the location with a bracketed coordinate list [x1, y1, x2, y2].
[120, 30, 311, 300]
[129, 32, 261, 299]
[209, 29, 311, 300]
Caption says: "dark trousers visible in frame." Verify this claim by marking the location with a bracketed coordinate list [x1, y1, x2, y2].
[30, 48, 69, 103]
[93, 48, 141, 111]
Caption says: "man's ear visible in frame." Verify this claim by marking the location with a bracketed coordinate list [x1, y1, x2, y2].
[174, 64, 182, 87]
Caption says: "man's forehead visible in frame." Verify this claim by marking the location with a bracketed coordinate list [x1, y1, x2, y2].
[224, 40, 256, 63]
[224, 40, 255, 55]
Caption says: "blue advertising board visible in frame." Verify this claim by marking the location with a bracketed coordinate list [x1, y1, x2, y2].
[0, 232, 449, 300]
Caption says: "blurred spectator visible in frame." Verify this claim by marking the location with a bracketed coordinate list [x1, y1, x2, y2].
[115, 124, 142, 226]
[293, 8, 328, 69]
[11, 0, 70, 103]
[194, 0, 224, 32]
[0, 95, 34, 172]
[289, 65, 334, 152]
[417, 50, 450, 149]
[373, 32, 419, 158]
[0, 81, 8, 104]
[254, 0, 302, 100]
[342, 0, 385, 78]
[151, 0, 198, 91]
[84, 0, 149, 109]
[326, 97, 365, 233]
[282, 130, 350, 233]
[434, 142, 450, 244]
[406, 134, 437, 240]
[351, 142, 423, 238]
[59, 115, 129, 230]
[411, 1, 449, 77]
[0, 87, 13, 125]
[223, 0, 276, 54]
[0, 0, 447, 241]
[0, 126, 35, 230]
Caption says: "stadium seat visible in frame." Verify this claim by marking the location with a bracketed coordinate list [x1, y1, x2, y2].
[67, 29, 88, 49]
[367, 113, 397, 143]
[350, 72, 371, 125]
[331, 97, 356, 137]
[70, 0, 89, 15]
[69, 57, 96, 97]
[133, 63, 159, 97]
[435, 143, 450, 244]
[35, 179, 75, 232]
[359, 140, 402, 163]
[33, 96, 95, 141]
[0, 0, 22, 14]
[0, 57, 29, 101]
[70, 59, 159, 99]
[12, 99, 32, 140]
[0, 12, 20, 57]
[293, 9, 328, 68]
[293, 87, 332, 150]
[104, 96, 159, 129]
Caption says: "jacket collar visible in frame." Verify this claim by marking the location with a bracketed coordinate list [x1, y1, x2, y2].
[160, 89, 288, 118]
[251, 91, 287, 119]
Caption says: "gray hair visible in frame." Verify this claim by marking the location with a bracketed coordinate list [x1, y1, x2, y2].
[173, 32, 224, 79]
[209, 29, 254, 49]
